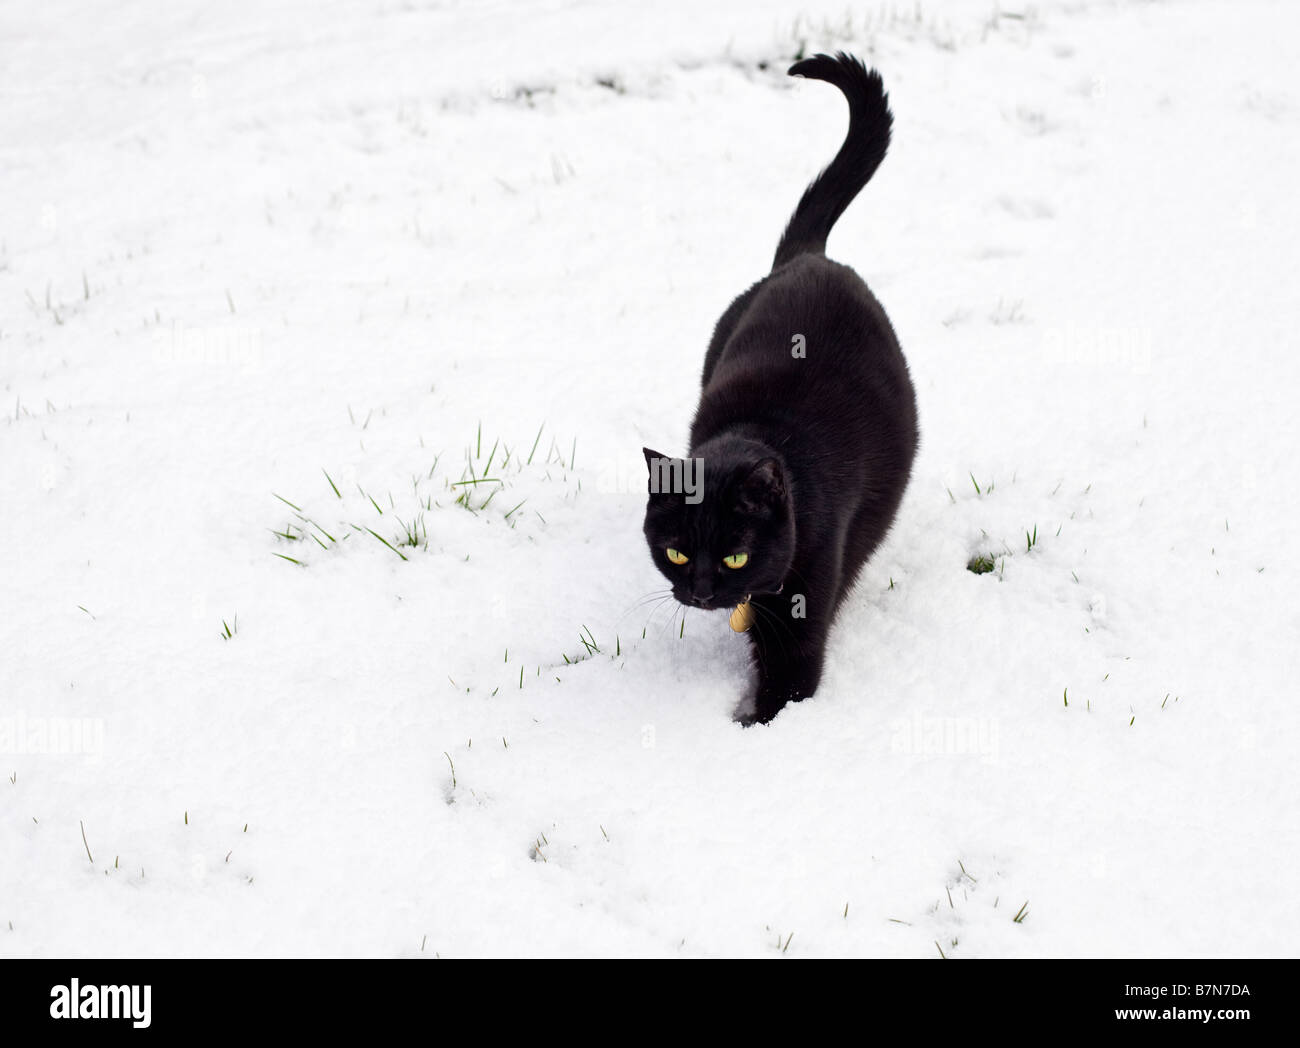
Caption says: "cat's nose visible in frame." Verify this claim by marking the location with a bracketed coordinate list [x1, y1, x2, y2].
[691, 584, 715, 606]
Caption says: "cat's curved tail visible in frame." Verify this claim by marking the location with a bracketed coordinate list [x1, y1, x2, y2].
[772, 53, 892, 270]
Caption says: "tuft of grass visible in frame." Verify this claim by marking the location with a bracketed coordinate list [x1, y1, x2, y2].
[272, 421, 572, 565]
[1025, 524, 1038, 552]
[395, 514, 426, 548]
[220, 616, 238, 641]
[1012, 901, 1029, 924]
[967, 553, 997, 575]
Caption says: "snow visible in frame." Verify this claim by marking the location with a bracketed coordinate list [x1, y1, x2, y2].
[2, 0, 1298, 957]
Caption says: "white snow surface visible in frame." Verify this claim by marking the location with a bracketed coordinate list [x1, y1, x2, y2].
[2, 0, 1298, 957]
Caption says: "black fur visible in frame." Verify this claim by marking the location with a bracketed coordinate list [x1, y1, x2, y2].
[643, 52, 918, 724]
[772, 53, 892, 269]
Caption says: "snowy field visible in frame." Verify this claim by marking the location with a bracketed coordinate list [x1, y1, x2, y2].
[2, 0, 1298, 958]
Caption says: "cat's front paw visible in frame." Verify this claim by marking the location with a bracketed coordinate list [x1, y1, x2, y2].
[746, 681, 811, 726]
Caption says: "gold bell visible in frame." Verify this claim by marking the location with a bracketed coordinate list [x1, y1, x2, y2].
[729, 599, 754, 633]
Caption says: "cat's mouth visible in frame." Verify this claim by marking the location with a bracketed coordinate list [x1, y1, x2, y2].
[685, 592, 751, 611]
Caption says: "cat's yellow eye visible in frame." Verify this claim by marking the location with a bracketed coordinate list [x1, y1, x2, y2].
[666, 548, 689, 565]
[723, 553, 749, 569]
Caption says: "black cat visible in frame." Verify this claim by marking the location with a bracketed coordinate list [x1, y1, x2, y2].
[642, 52, 918, 724]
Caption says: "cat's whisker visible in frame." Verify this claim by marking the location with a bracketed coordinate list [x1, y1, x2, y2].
[646, 596, 676, 625]
[656, 602, 688, 638]
[748, 599, 797, 661]
[616, 589, 673, 627]
[639, 594, 679, 634]
[626, 588, 671, 610]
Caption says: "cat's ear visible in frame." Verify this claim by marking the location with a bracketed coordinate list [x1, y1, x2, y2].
[643, 447, 681, 500]
[735, 457, 786, 515]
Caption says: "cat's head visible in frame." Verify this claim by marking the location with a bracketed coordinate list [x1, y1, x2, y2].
[642, 441, 795, 610]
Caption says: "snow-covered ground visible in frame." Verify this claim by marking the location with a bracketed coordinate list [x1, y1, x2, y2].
[3, 0, 1298, 958]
